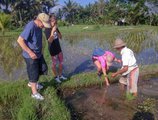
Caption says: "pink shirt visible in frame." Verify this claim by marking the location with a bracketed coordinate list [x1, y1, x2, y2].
[92, 51, 115, 68]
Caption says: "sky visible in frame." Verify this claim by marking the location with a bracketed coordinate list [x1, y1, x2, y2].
[58, 0, 97, 6]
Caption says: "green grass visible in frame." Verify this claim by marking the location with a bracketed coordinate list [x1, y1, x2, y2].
[0, 79, 70, 120]
[1, 25, 158, 36]
[60, 72, 119, 90]
[59, 25, 158, 35]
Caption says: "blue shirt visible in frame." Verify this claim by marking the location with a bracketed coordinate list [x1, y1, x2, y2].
[20, 21, 42, 58]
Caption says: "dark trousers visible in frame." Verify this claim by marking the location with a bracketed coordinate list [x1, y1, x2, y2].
[24, 55, 48, 83]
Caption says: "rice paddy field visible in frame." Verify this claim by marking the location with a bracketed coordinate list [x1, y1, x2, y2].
[0, 25, 158, 120]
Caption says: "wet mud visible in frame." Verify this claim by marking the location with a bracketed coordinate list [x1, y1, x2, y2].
[61, 79, 158, 120]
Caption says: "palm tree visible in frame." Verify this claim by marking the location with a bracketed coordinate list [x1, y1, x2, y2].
[63, 0, 79, 24]
[39, 0, 58, 13]
[11, 0, 57, 27]
[11, 0, 41, 27]
[97, 0, 106, 16]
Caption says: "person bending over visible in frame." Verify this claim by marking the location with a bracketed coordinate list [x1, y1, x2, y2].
[92, 48, 120, 86]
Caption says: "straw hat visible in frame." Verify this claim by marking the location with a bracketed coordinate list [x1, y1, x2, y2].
[113, 39, 126, 48]
[37, 13, 51, 28]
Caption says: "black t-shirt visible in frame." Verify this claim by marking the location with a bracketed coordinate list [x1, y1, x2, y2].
[44, 28, 62, 56]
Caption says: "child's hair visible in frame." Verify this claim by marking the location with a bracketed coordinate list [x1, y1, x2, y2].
[49, 13, 57, 20]
[105, 51, 115, 60]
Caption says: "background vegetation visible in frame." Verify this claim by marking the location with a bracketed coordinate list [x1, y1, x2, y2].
[0, 0, 158, 33]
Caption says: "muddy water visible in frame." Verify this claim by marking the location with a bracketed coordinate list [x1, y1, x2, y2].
[140, 78, 158, 98]
[62, 79, 158, 120]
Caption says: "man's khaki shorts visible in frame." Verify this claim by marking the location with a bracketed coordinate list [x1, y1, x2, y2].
[119, 76, 128, 85]
[119, 68, 139, 93]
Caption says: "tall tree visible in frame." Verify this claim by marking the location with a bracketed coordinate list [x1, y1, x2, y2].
[63, 0, 79, 24]
[39, 0, 58, 13]
[11, 0, 58, 27]
[97, 0, 106, 16]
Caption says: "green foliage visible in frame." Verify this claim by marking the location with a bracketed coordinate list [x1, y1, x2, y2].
[0, 0, 158, 27]
[93, 25, 101, 30]
[10, 0, 56, 27]
[63, 0, 158, 26]
[63, 0, 79, 24]
[57, 20, 69, 27]
[0, 13, 11, 34]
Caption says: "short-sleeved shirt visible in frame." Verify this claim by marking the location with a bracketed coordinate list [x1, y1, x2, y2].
[20, 21, 42, 58]
[121, 47, 136, 66]
[44, 28, 58, 40]
[121, 47, 138, 75]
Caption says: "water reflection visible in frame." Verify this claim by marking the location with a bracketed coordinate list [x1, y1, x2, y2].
[0, 36, 25, 80]
[0, 29, 158, 80]
[62, 30, 158, 75]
